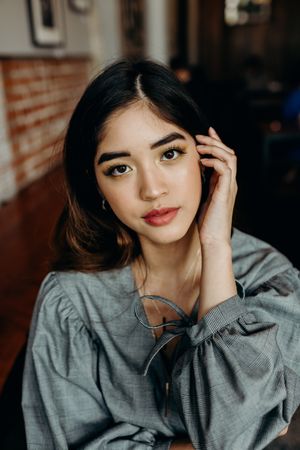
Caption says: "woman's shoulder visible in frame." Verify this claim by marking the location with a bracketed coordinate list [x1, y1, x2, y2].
[42, 266, 134, 298]
[33, 266, 136, 331]
[231, 227, 295, 292]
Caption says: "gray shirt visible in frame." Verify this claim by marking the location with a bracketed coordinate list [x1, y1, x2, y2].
[22, 228, 300, 449]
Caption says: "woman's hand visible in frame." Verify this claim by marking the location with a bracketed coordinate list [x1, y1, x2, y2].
[196, 127, 237, 247]
[196, 127, 238, 319]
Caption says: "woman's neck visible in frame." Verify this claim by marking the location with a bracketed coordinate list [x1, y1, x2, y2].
[135, 222, 201, 288]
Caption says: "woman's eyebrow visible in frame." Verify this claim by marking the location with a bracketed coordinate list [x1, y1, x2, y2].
[97, 132, 186, 165]
[97, 151, 130, 165]
[150, 132, 186, 149]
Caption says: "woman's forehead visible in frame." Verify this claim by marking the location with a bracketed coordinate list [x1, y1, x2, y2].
[99, 103, 191, 150]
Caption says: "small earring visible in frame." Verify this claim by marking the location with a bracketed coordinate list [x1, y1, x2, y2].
[101, 198, 108, 211]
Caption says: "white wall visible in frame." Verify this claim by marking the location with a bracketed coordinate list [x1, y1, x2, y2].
[0, 0, 177, 68]
[97, 0, 122, 65]
[0, 0, 91, 57]
[144, 0, 172, 64]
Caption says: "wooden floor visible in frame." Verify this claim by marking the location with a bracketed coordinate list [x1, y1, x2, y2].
[0, 165, 65, 392]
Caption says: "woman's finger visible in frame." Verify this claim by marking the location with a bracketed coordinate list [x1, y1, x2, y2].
[201, 158, 237, 196]
[197, 144, 236, 164]
[208, 126, 222, 142]
[201, 158, 233, 190]
[197, 145, 237, 178]
[196, 134, 235, 155]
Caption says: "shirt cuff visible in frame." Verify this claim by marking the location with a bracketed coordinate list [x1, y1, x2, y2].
[186, 280, 248, 346]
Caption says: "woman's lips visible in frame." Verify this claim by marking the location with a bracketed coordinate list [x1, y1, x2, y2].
[143, 207, 180, 226]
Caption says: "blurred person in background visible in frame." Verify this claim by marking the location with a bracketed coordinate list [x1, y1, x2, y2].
[22, 59, 299, 450]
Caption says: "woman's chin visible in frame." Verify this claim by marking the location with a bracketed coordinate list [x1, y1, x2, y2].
[138, 222, 195, 247]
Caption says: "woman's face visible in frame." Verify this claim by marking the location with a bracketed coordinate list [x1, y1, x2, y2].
[94, 103, 202, 246]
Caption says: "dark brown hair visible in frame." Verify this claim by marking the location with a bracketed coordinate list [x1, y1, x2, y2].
[52, 59, 209, 272]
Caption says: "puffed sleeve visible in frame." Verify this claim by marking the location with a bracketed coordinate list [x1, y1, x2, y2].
[22, 273, 172, 450]
[171, 266, 300, 450]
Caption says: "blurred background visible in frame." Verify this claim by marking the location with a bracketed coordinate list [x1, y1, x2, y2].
[0, 1, 299, 448]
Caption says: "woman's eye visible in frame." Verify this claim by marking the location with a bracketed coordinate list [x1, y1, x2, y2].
[161, 148, 183, 161]
[106, 165, 131, 177]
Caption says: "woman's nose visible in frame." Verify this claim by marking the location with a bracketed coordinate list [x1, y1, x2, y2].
[139, 166, 168, 201]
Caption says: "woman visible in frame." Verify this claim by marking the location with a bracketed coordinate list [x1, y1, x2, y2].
[22, 59, 300, 449]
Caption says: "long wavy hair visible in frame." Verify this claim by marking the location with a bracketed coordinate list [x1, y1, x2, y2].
[52, 59, 209, 272]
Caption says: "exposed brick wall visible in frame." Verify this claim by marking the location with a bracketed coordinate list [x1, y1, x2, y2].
[0, 58, 91, 204]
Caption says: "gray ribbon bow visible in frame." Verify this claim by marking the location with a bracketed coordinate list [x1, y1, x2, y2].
[134, 294, 195, 376]
[134, 280, 245, 376]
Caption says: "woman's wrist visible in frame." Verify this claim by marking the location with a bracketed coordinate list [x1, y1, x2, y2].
[198, 241, 237, 319]
[200, 239, 232, 258]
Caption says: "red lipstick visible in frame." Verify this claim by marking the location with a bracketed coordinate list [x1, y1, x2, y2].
[143, 207, 180, 226]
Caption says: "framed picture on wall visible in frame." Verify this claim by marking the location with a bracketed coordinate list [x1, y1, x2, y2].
[68, 0, 93, 14]
[27, 0, 65, 47]
[225, 0, 272, 26]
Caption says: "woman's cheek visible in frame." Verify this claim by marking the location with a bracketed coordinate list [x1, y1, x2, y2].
[106, 189, 125, 213]
[173, 159, 202, 192]
[104, 183, 135, 221]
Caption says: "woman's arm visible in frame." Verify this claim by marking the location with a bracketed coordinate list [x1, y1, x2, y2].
[196, 127, 237, 319]
[22, 274, 171, 450]
[169, 130, 298, 449]
[198, 241, 236, 318]
[171, 265, 300, 449]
